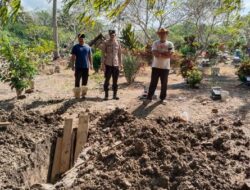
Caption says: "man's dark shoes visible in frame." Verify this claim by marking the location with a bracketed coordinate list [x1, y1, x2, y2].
[104, 91, 109, 101]
[113, 92, 119, 100]
[143, 99, 152, 105]
[113, 96, 119, 100]
[160, 99, 167, 105]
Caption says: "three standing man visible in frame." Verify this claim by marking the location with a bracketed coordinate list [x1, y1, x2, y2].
[70, 28, 174, 104]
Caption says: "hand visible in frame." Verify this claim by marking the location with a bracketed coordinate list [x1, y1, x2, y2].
[101, 64, 106, 73]
[89, 64, 93, 70]
[153, 52, 161, 57]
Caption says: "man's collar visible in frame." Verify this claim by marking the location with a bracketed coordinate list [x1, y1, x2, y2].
[109, 38, 116, 42]
[159, 40, 167, 43]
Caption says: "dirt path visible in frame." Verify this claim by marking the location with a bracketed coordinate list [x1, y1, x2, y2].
[1, 63, 250, 125]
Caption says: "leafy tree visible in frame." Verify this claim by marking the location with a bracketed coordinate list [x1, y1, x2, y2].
[120, 0, 186, 42]
[35, 10, 52, 26]
[183, 0, 242, 49]
[0, 0, 21, 26]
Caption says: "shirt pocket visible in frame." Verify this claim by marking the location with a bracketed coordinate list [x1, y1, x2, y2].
[113, 45, 119, 54]
[107, 45, 113, 54]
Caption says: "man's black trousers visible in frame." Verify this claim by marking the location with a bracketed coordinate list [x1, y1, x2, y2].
[104, 65, 119, 92]
[75, 68, 89, 87]
[147, 67, 169, 100]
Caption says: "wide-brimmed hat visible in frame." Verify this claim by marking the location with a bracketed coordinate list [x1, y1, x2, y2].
[157, 28, 169, 34]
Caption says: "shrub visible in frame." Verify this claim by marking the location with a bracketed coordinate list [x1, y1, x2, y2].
[236, 59, 250, 82]
[207, 42, 219, 59]
[120, 23, 142, 51]
[123, 54, 140, 84]
[0, 36, 37, 96]
[180, 58, 194, 78]
[93, 49, 102, 73]
[171, 51, 182, 69]
[187, 68, 203, 87]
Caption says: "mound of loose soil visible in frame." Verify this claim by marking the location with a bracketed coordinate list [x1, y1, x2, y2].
[0, 107, 62, 189]
[57, 108, 249, 190]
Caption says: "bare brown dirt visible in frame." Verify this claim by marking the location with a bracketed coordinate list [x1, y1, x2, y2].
[52, 108, 250, 190]
[0, 62, 250, 189]
[0, 108, 62, 189]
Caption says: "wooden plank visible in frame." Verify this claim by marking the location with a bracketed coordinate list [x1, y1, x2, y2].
[74, 114, 89, 162]
[70, 128, 77, 168]
[60, 118, 73, 173]
[0, 122, 10, 126]
[50, 137, 63, 183]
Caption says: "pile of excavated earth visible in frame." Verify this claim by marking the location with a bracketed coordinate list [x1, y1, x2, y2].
[53, 108, 250, 190]
[1, 106, 249, 190]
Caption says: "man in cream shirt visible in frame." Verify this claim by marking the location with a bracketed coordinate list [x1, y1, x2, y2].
[145, 28, 174, 105]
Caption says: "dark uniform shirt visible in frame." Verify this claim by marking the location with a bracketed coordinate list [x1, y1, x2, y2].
[71, 44, 92, 69]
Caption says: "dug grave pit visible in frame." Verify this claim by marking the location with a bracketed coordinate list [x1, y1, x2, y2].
[0, 107, 62, 189]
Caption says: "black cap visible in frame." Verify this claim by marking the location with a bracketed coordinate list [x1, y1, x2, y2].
[109, 30, 116, 35]
[78, 33, 86, 38]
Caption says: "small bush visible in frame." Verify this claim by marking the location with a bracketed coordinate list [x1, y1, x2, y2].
[123, 54, 140, 84]
[236, 59, 250, 82]
[187, 68, 203, 87]
[207, 42, 219, 59]
[171, 51, 182, 69]
[93, 49, 102, 73]
[0, 36, 37, 94]
[180, 59, 194, 78]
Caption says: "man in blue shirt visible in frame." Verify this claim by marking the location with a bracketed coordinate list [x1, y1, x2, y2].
[71, 33, 93, 98]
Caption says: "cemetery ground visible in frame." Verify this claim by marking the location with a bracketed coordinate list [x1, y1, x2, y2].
[0, 60, 250, 189]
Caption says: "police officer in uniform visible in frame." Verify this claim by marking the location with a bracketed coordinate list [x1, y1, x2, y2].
[101, 30, 122, 100]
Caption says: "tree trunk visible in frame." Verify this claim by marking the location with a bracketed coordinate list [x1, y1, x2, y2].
[52, 0, 60, 60]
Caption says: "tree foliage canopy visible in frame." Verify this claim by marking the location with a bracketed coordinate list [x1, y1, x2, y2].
[0, 0, 21, 26]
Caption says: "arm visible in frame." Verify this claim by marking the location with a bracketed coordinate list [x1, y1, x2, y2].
[70, 46, 76, 70]
[159, 43, 175, 58]
[152, 42, 161, 58]
[118, 43, 122, 69]
[88, 49, 93, 69]
[152, 50, 161, 57]
[159, 51, 173, 58]
[101, 42, 107, 71]
[70, 54, 76, 70]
